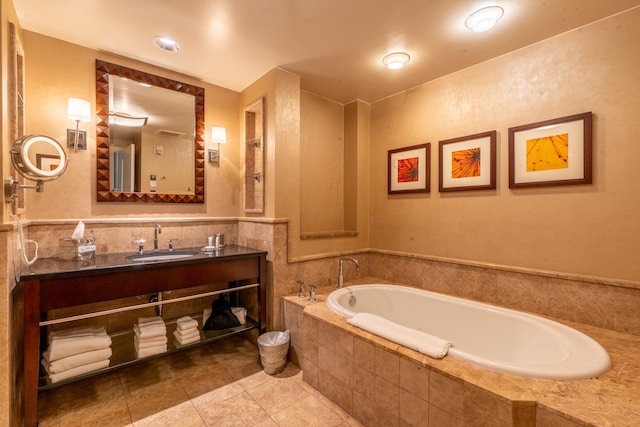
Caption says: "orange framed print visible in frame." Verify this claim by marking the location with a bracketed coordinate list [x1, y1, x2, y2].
[509, 112, 592, 189]
[388, 143, 430, 194]
[439, 131, 496, 192]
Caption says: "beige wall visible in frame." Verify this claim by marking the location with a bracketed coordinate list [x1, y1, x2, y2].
[369, 8, 640, 282]
[21, 31, 242, 219]
[300, 91, 344, 233]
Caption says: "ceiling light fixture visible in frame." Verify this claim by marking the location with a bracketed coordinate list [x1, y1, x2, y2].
[465, 6, 504, 33]
[110, 112, 149, 127]
[152, 36, 180, 52]
[382, 52, 410, 70]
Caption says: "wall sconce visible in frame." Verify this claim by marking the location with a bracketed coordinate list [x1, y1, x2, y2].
[209, 127, 226, 165]
[67, 98, 91, 152]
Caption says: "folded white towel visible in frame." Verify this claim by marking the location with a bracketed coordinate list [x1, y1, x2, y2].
[133, 323, 166, 340]
[42, 347, 112, 374]
[173, 333, 200, 346]
[347, 312, 453, 359]
[48, 326, 108, 342]
[46, 359, 110, 383]
[173, 329, 200, 344]
[173, 336, 200, 347]
[44, 334, 113, 361]
[136, 344, 167, 359]
[176, 319, 198, 332]
[134, 335, 168, 350]
[177, 315, 195, 324]
[138, 316, 165, 326]
[232, 307, 247, 324]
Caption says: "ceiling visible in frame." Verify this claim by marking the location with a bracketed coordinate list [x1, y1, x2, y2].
[12, 0, 640, 104]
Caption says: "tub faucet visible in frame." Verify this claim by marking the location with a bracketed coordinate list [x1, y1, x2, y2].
[338, 257, 360, 288]
[153, 224, 161, 252]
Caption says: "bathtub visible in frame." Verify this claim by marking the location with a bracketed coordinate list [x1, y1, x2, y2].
[326, 284, 611, 380]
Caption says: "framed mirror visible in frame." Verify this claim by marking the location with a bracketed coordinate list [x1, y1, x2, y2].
[95, 60, 205, 202]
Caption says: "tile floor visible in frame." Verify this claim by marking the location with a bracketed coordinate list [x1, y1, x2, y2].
[37, 334, 363, 426]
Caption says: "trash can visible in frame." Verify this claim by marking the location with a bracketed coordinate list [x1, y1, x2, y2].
[257, 330, 290, 375]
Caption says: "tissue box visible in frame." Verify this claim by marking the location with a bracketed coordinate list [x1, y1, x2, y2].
[58, 239, 95, 261]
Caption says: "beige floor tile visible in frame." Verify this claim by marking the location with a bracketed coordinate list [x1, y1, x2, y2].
[271, 393, 346, 427]
[38, 333, 352, 427]
[131, 401, 204, 427]
[124, 379, 190, 422]
[246, 373, 310, 416]
[192, 390, 270, 426]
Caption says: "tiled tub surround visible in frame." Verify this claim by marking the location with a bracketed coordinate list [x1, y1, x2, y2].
[284, 284, 640, 426]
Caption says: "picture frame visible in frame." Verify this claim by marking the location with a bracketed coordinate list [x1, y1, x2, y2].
[36, 154, 61, 171]
[509, 112, 592, 188]
[439, 130, 496, 192]
[388, 143, 430, 194]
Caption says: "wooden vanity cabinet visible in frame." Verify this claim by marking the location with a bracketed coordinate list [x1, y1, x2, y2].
[21, 249, 267, 427]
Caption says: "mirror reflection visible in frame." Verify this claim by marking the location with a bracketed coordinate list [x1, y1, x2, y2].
[95, 60, 205, 203]
[10, 135, 68, 180]
[109, 76, 195, 194]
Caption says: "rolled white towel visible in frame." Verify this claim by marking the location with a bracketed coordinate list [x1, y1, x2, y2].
[46, 359, 110, 383]
[44, 334, 113, 362]
[136, 344, 167, 359]
[347, 312, 453, 359]
[133, 323, 166, 340]
[42, 347, 112, 374]
[134, 335, 168, 350]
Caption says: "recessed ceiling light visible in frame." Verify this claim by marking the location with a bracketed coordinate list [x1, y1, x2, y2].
[152, 36, 180, 52]
[465, 6, 504, 33]
[382, 52, 410, 70]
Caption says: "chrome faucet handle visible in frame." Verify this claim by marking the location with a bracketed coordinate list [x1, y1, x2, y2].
[309, 285, 318, 302]
[296, 280, 306, 298]
[132, 239, 146, 255]
[167, 238, 178, 252]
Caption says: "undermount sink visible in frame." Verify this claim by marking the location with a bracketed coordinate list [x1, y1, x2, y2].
[126, 251, 197, 262]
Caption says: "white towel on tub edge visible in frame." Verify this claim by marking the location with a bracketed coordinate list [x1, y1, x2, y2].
[347, 312, 453, 359]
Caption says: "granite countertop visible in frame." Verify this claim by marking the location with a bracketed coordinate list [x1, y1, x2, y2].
[286, 280, 640, 426]
[21, 245, 267, 281]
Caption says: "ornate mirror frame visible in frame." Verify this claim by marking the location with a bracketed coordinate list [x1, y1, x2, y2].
[95, 60, 205, 203]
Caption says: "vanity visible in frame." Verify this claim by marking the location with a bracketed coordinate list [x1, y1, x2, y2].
[20, 245, 267, 427]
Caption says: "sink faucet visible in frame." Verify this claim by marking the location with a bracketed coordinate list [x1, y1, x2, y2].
[153, 224, 161, 252]
[338, 257, 360, 288]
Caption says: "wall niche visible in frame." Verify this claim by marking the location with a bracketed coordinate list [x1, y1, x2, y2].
[244, 98, 265, 213]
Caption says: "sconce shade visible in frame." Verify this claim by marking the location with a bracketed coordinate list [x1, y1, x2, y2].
[67, 98, 91, 122]
[211, 127, 227, 144]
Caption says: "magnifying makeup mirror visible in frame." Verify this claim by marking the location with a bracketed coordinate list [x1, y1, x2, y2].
[5, 134, 69, 202]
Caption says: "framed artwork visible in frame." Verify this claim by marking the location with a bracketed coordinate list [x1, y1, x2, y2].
[36, 154, 61, 171]
[388, 143, 430, 194]
[509, 112, 592, 188]
[439, 131, 496, 192]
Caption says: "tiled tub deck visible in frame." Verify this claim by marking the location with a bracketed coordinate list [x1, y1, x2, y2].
[284, 286, 640, 426]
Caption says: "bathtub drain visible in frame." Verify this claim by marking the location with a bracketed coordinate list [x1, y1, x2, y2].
[349, 295, 356, 307]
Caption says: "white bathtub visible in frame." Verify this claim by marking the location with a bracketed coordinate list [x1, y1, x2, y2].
[326, 284, 611, 380]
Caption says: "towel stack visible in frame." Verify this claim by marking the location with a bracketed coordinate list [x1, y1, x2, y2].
[134, 316, 167, 358]
[41, 326, 112, 383]
[173, 316, 200, 346]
